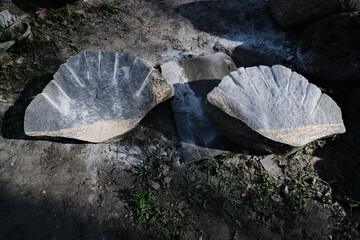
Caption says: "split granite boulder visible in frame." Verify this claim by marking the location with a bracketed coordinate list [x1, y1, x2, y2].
[296, 12, 360, 81]
[268, 0, 360, 28]
[24, 50, 174, 142]
[206, 65, 346, 154]
[161, 52, 241, 162]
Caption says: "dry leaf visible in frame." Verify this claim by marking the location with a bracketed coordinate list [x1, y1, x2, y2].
[36, 8, 47, 19]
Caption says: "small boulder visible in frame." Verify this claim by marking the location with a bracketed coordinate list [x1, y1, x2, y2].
[296, 12, 360, 81]
[24, 50, 174, 142]
[206, 65, 346, 154]
[268, 0, 360, 28]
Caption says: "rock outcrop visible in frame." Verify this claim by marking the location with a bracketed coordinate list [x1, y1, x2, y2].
[296, 12, 360, 81]
[207, 65, 346, 153]
[268, 0, 360, 28]
[24, 50, 174, 142]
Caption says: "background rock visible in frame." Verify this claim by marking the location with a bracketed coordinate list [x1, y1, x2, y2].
[161, 52, 242, 162]
[268, 0, 360, 28]
[297, 12, 360, 80]
[207, 65, 346, 153]
[177, 0, 292, 68]
[24, 50, 174, 142]
[296, 12, 360, 81]
[349, 87, 360, 110]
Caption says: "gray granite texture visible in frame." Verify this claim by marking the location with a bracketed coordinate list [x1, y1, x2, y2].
[296, 12, 360, 81]
[0, 10, 16, 28]
[161, 52, 242, 162]
[24, 50, 174, 142]
[268, 0, 360, 28]
[207, 65, 346, 153]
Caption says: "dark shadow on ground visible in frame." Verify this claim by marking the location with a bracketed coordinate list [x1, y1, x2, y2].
[0, 51, 83, 144]
[311, 80, 360, 214]
[0, 191, 139, 240]
[171, 80, 243, 152]
[1, 71, 52, 140]
[176, 0, 293, 68]
[12, 0, 78, 12]
[140, 100, 180, 146]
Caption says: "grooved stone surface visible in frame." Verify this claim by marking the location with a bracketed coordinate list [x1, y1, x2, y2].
[0, 10, 16, 28]
[207, 65, 346, 153]
[161, 52, 241, 162]
[24, 50, 174, 142]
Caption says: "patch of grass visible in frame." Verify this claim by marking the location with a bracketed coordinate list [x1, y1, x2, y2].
[0, 56, 58, 96]
[99, 0, 115, 16]
[294, 138, 329, 159]
[35, 4, 84, 38]
[132, 141, 178, 183]
[131, 189, 197, 240]
[183, 154, 333, 229]
[129, 142, 356, 238]
[130, 144, 197, 240]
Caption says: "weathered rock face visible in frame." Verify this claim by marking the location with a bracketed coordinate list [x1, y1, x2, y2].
[207, 65, 346, 153]
[161, 52, 241, 162]
[177, 0, 291, 67]
[296, 12, 360, 81]
[24, 50, 174, 142]
[349, 87, 360, 110]
[268, 0, 360, 28]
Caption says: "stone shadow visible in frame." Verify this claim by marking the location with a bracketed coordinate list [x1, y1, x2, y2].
[0, 191, 143, 240]
[12, 0, 78, 12]
[0, 59, 83, 144]
[176, 0, 294, 68]
[310, 80, 360, 216]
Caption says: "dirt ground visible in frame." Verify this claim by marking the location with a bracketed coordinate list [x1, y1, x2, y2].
[0, 0, 359, 239]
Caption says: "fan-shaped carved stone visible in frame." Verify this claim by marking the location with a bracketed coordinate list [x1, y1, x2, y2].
[24, 50, 174, 142]
[207, 65, 346, 153]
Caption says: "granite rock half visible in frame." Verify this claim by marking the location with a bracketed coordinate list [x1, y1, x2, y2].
[24, 50, 174, 142]
[207, 65, 346, 153]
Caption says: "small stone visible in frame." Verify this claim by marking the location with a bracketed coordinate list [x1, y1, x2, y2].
[146, 179, 160, 190]
[260, 155, 282, 176]
[24, 50, 174, 142]
[163, 176, 172, 185]
[206, 65, 346, 153]
[177, 200, 187, 210]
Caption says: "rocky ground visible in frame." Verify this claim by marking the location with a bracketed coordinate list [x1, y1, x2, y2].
[0, 0, 359, 239]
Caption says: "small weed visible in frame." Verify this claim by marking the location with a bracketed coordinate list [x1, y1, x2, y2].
[319, 87, 334, 95]
[131, 189, 197, 240]
[35, 4, 84, 41]
[294, 139, 328, 159]
[131, 190, 170, 225]
[132, 141, 178, 182]
[99, 0, 115, 16]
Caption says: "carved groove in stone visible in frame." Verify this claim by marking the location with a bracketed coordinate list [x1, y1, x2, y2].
[24, 50, 174, 142]
[207, 65, 346, 150]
